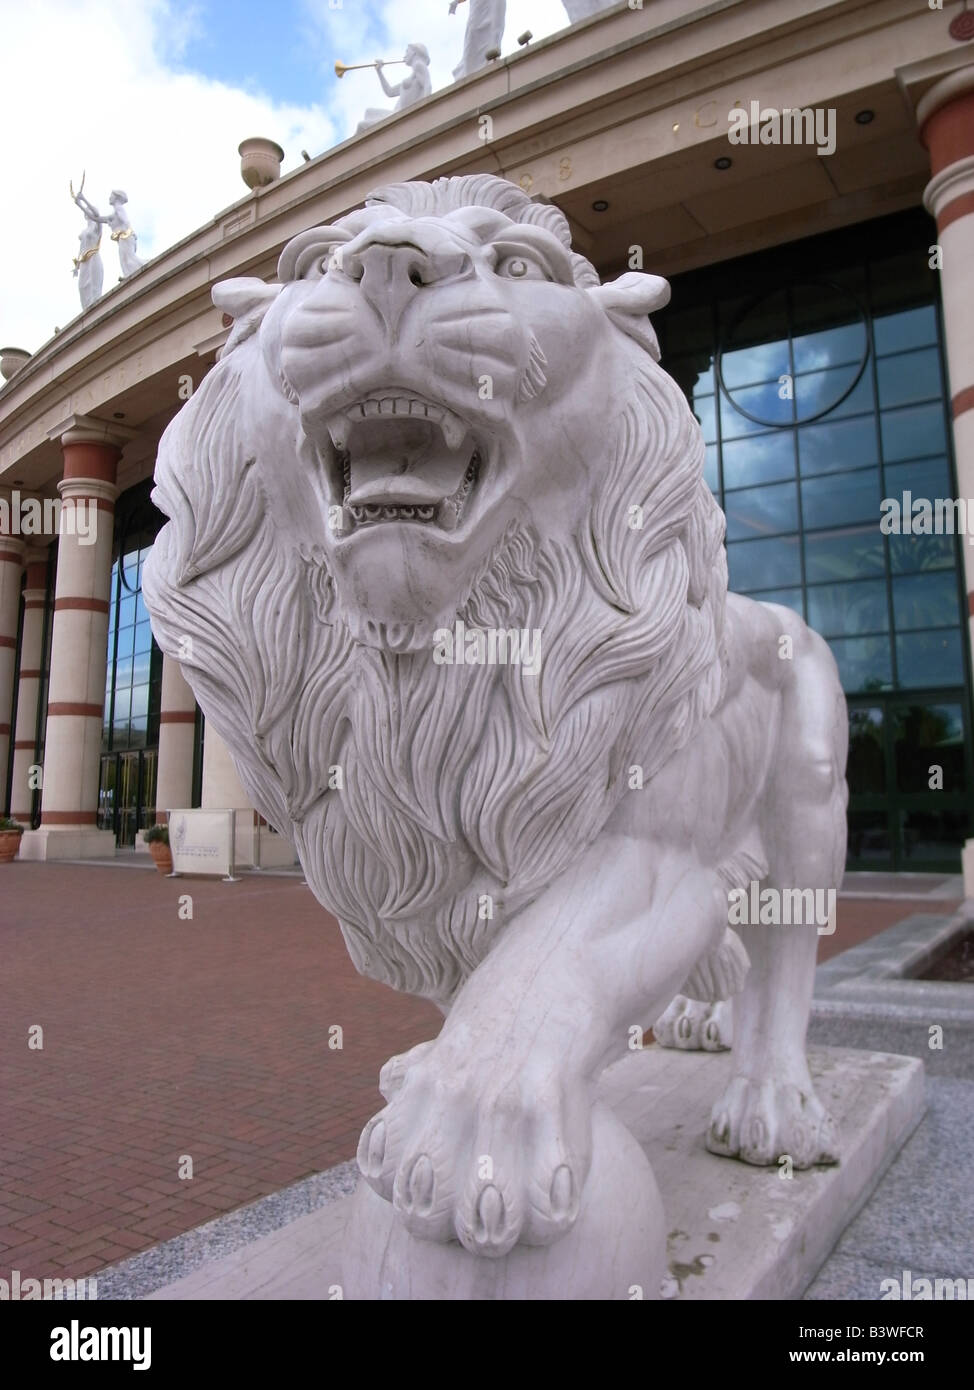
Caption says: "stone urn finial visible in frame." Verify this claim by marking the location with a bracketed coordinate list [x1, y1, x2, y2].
[238, 138, 285, 190]
[0, 347, 30, 381]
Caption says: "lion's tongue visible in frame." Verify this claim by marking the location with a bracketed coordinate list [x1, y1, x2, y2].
[345, 420, 473, 507]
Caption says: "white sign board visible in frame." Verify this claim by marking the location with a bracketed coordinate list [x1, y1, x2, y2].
[167, 809, 238, 880]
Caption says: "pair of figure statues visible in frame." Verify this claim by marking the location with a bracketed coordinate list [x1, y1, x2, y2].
[72, 189, 143, 311]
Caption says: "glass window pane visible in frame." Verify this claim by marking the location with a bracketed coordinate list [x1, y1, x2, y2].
[896, 629, 963, 688]
[847, 809, 890, 864]
[872, 304, 938, 356]
[721, 340, 790, 390]
[724, 481, 798, 541]
[114, 658, 133, 690]
[792, 322, 866, 375]
[892, 703, 965, 793]
[880, 402, 947, 462]
[883, 456, 950, 501]
[118, 595, 136, 629]
[798, 415, 878, 477]
[827, 635, 893, 692]
[805, 525, 886, 582]
[848, 706, 886, 794]
[892, 572, 961, 632]
[802, 468, 880, 531]
[726, 535, 801, 591]
[807, 579, 888, 637]
[900, 809, 970, 868]
[748, 587, 804, 616]
[721, 432, 795, 489]
[721, 381, 793, 432]
[887, 531, 956, 575]
[877, 347, 942, 409]
[130, 684, 149, 721]
[794, 364, 864, 420]
[132, 647, 152, 686]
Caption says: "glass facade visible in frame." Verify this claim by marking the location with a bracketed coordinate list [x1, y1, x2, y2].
[97, 482, 164, 846]
[658, 209, 973, 871]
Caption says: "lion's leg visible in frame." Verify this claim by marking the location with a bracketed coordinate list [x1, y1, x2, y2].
[706, 615, 847, 1168]
[356, 837, 727, 1254]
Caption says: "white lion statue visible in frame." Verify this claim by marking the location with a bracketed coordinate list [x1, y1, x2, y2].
[143, 174, 848, 1285]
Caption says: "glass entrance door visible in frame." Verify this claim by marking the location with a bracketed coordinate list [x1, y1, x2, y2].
[97, 748, 158, 847]
[847, 693, 972, 871]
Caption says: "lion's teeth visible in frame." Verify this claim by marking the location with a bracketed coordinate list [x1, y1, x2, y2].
[326, 414, 350, 451]
[441, 411, 466, 450]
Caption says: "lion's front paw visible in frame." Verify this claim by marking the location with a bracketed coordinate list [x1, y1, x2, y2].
[653, 996, 732, 1050]
[357, 1045, 592, 1257]
[707, 1074, 839, 1168]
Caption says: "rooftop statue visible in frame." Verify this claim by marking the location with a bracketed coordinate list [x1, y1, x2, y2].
[144, 174, 848, 1299]
[451, 0, 619, 78]
[70, 177, 105, 311]
[75, 188, 143, 279]
[355, 45, 432, 134]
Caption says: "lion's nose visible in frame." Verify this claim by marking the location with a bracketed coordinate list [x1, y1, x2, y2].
[341, 238, 471, 335]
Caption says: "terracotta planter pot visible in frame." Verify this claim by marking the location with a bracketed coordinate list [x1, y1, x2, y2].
[238, 137, 284, 190]
[148, 841, 173, 875]
[0, 829, 24, 863]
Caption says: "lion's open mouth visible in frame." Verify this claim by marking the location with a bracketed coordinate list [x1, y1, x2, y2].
[319, 393, 482, 534]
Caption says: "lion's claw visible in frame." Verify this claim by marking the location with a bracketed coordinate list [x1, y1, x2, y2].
[357, 1043, 591, 1256]
[706, 1074, 838, 1167]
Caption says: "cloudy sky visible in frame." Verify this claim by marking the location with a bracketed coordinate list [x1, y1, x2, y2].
[1, 0, 578, 355]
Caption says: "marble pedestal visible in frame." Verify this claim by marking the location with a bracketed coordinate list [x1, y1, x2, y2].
[146, 1045, 923, 1301]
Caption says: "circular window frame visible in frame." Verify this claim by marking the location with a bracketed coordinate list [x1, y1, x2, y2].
[715, 279, 871, 429]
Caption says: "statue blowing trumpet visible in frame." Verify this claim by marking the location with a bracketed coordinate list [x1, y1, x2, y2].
[335, 59, 407, 79]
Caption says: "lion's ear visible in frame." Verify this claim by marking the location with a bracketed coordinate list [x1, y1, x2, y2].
[587, 272, 670, 362]
[212, 277, 283, 357]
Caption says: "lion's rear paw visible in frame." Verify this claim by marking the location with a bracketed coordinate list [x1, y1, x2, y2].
[654, 996, 732, 1051]
[707, 1074, 839, 1167]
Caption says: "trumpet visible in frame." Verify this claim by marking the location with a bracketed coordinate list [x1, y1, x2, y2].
[334, 59, 407, 79]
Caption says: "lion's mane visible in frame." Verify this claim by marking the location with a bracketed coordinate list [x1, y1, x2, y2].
[144, 176, 728, 1005]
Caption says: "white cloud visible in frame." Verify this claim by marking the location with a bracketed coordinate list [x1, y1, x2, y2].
[1, 0, 335, 353]
[0, 0, 588, 354]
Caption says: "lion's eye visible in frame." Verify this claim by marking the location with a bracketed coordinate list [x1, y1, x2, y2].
[495, 254, 547, 281]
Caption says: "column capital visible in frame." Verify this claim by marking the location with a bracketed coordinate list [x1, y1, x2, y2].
[916, 63, 974, 135]
[47, 413, 138, 451]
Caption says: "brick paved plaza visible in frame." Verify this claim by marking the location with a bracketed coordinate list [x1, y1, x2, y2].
[0, 861, 958, 1281]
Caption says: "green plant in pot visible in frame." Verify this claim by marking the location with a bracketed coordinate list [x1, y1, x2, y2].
[144, 822, 173, 874]
[0, 817, 25, 864]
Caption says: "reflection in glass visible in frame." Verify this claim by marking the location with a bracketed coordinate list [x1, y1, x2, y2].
[892, 703, 965, 793]
[724, 481, 798, 541]
[807, 579, 888, 636]
[792, 321, 866, 374]
[892, 572, 961, 632]
[895, 629, 963, 688]
[899, 809, 969, 865]
[847, 809, 890, 864]
[802, 468, 880, 532]
[872, 304, 938, 356]
[721, 432, 795, 489]
[726, 534, 801, 591]
[749, 587, 804, 615]
[804, 525, 885, 582]
[877, 348, 941, 410]
[847, 706, 885, 793]
[720, 381, 793, 434]
[798, 415, 878, 477]
[827, 634, 892, 692]
[880, 402, 947, 462]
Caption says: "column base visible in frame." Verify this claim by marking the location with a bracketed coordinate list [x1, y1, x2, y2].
[19, 826, 117, 861]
